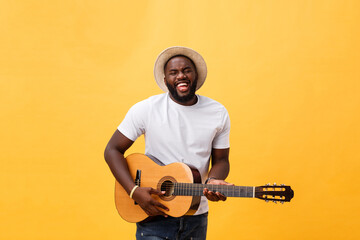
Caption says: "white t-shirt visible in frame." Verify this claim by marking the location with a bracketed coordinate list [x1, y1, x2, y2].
[118, 93, 230, 215]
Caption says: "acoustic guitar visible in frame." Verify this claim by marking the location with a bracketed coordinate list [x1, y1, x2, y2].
[115, 153, 294, 223]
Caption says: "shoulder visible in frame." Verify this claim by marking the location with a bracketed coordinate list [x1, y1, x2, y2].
[197, 95, 228, 113]
[146, 93, 167, 104]
[130, 93, 167, 110]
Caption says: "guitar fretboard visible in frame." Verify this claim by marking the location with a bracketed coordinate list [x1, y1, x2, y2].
[173, 183, 254, 198]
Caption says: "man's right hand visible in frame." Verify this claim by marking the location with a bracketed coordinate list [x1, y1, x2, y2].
[131, 187, 169, 217]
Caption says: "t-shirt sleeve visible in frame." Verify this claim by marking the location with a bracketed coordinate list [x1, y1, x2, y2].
[212, 109, 230, 149]
[117, 101, 148, 141]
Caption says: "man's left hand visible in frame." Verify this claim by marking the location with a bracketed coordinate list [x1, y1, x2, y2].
[203, 179, 234, 202]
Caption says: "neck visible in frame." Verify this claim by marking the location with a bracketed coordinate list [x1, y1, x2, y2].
[169, 94, 198, 106]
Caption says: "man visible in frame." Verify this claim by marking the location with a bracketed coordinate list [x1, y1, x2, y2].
[104, 46, 232, 239]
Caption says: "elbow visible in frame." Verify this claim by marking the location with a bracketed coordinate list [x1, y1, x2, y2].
[104, 145, 111, 164]
[104, 144, 125, 165]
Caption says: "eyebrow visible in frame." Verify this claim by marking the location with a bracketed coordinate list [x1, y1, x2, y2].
[168, 66, 192, 72]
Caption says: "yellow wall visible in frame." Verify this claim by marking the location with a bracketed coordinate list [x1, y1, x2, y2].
[1, 1, 359, 239]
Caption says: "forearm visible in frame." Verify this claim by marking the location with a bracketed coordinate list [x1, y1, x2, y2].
[207, 159, 230, 180]
[207, 148, 230, 180]
[104, 147, 136, 194]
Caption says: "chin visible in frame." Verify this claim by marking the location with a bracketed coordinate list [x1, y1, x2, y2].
[166, 81, 197, 103]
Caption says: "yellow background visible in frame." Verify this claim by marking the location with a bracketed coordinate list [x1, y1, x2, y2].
[1, 0, 359, 239]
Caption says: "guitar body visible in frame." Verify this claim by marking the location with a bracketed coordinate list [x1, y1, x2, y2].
[115, 153, 201, 223]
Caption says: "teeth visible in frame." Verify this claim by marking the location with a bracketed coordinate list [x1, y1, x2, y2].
[177, 83, 188, 87]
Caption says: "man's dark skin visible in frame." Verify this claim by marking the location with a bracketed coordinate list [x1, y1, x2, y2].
[104, 56, 232, 218]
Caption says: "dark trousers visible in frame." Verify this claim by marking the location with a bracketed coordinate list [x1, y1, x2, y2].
[136, 212, 208, 240]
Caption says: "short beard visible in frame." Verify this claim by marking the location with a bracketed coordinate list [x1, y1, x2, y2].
[166, 79, 198, 103]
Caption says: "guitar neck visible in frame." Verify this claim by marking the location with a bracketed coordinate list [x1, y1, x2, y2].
[173, 183, 254, 198]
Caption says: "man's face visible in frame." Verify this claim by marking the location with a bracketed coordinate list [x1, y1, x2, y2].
[164, 56, 198, 104]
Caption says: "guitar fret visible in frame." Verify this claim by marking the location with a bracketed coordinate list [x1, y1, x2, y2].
[173, 183, 254, 198]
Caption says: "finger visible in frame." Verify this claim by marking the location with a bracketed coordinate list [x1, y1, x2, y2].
[149, 188, 166, 196]
[203, 188, 208, 195]
[149, 204, 169, 217]
[152, 208, 168, 217]
[204, 188, 222, 201]
[216, 192, 227, 201]
[144, 209, 152, 216]
[146, 208, 158, 216]
[219, 181, 234, 186]
[143, 204, 166, 217]
[210, 179, 234, 186]
[153, 200, 169, 211]
[211, 191, 221, 201]
[204, 188, 216, 200]
[205, 190, 219, 202]
[203, 188, 211, 198]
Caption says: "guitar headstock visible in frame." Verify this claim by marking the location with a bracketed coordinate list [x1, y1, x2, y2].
[255, 183, 294, 203]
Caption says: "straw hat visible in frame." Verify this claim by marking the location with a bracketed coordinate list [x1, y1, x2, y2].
[154, 46, 207, 92]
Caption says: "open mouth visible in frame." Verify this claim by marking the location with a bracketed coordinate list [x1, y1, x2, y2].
[176, 82, 190, 93]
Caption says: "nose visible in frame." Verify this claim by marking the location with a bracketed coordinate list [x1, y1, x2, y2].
[177, 71, 186, 79]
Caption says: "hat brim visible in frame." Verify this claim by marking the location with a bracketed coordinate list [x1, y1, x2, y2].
[154, 46, 207, 92]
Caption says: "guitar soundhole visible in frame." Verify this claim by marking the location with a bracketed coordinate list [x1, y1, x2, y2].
[158, 176, 176, 201]
[161, 180, 174, 196]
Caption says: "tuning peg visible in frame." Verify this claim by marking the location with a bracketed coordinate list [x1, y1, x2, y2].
[273, 201, 277, 204]
[273, 183, 277, 186]
[266, 183, 270, 186]
[265, 200, 269, 203]
[280, 201, 284, 204]
[281, 184, 285, 186]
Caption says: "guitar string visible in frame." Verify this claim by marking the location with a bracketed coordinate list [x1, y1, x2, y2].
[161, 183, 254, 197]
